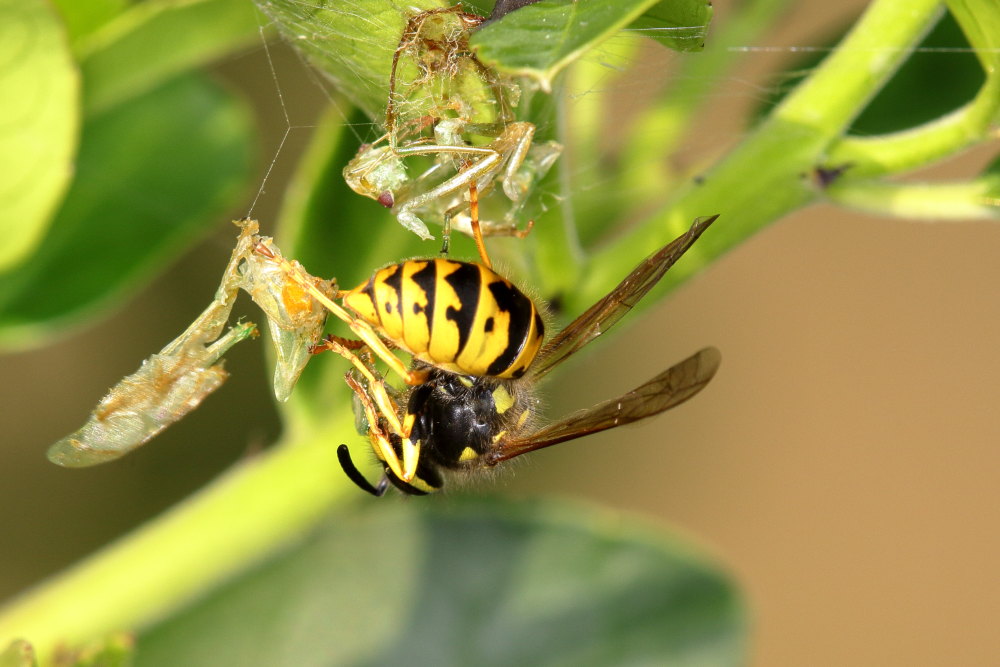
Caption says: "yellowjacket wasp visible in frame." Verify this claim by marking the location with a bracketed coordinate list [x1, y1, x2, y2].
[260, 214, 720, 495]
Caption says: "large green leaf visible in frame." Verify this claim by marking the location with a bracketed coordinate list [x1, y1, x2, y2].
[255, 0, 451, 119]
[470, 0, 710, 90]
[137, 498, 745, 666]
[0, 73, 254, 350]
[78, 0, 262, 116]
[50, 0, 127, 43]
[0, 0, 80, 271]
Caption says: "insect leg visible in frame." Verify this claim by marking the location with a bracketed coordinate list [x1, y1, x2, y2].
[496, 121, 535, 202]
[343, 367, 421, 484]
[468, 179, 492, 268]
[391, 144, 501, 239]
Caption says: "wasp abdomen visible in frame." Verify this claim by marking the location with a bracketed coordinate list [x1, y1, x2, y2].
[344, 259, 544, 378]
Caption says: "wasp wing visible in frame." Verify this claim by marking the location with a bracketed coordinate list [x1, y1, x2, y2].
[492, 347, 720, 463]
[530, 215, 717, 381]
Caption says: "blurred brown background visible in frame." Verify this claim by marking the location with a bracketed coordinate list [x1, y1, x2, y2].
[2, 1, 999, 665]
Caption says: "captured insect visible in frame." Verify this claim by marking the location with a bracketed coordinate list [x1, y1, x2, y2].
[343, 4, 562, 248]
[48, 220, 332, 466]
[258, 214, 721, 496]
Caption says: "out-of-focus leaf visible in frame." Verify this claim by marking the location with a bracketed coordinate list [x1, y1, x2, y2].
[628, 0, 713, 52]
[255, 0, 450, 119]
[50, 0, 127, 43]
[853, 9, 984, 134]
[470, 0, 710, 90]
[137, 498, 746, 666]
[79, 0, 261, 115]
[0, 73, 255, 350]
[56, 633, 134, 667]
[0, 0, 80, 271]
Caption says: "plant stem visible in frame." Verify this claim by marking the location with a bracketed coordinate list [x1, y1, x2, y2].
[827, 74, 1000, 177]
[575, 0, 945, 312]
[0, 419, 355, 665]
[826, 177, 1000, 220]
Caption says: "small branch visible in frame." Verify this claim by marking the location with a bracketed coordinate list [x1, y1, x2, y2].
[826, 75, 1000, 177]
[0, 419, 356, 665]
[575, 0, 946, 311]
[773, 0, 944, 136]
[824, 176, 1000, 220]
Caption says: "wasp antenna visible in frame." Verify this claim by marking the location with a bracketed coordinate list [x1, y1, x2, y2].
[337, 444, 385, 497]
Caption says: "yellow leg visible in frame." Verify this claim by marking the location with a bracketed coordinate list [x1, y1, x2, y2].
[325, 338, 421, 483]
[343, 372, 414, 483]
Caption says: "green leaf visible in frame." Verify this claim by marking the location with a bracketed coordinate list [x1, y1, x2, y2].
[753, 11, 985, 136]
[255, 0, 452, 119]
[50, 0, 127, 43]
[79, 0, 262, 116]
[0, 73, 255, 350]
[137, 499, 746, 666]
[470, 0, 698, 90]
[852, 11, 984, 135]
[0, 0, 80, 272]
[628, 0, 713, 52]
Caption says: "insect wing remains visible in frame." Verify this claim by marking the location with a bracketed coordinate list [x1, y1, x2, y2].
[47, 220, 333, 466]
[47, 317, 256, 468]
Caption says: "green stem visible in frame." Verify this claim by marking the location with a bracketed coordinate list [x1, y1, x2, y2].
[826, 74, 1000, 177]
[826, 176, 1000, 219]
[574, 0, 945, 311]
[0, 418, 355, 665]
[618, 0, 793, 195]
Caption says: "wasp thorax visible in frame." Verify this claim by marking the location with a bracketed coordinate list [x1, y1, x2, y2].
[395, 366, 533, 487]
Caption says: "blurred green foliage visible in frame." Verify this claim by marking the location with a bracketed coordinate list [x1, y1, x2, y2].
[1, 0, 997, 664]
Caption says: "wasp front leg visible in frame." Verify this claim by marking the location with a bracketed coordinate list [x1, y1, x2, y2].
[342, 367, 422, 486]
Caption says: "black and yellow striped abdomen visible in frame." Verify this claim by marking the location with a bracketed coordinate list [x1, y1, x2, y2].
[343, 259, 544, 378]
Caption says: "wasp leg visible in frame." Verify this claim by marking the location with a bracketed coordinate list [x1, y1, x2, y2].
[336, 445, 386, 497]
[343, 368, 421, 485]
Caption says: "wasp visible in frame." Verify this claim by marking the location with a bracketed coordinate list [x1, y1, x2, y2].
[258, 214, 721, 496]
